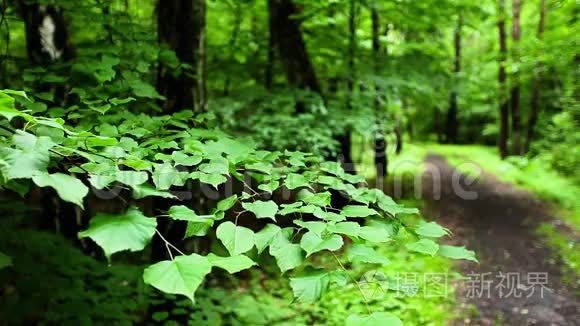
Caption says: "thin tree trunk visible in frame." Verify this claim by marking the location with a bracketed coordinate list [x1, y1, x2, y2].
[325, 4, 339, 94]
[267, 0, 322, 109]
[337, 0, 357, 173]
[435, 108, 443, 143]
[265, 3, 275, 89]
[526, 0, 546, 153]
[510, 0, 523, 154]
[394, 115, 402, 154]
[101, 1, 114, 44]
[371, 6, 387, 181]
[498, 0, 509, 159]
[445, 15, 462, 144]
[156, 0, 206, 113]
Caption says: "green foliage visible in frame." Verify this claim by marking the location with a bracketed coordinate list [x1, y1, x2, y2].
[143, 254, 212, 303]
[346, 312, 403, 326]
[0, 87, 473, 311]
[216, 222, 256, 256]
[78, 206, 157, 260]
[0, 218, 147, 324]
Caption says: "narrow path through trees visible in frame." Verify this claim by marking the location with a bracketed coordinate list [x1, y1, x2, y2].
[422, 154, 579, 325]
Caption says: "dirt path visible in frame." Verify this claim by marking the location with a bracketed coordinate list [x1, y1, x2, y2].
[421, 154, 579, 326]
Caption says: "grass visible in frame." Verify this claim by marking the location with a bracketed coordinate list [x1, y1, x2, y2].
[536, 223, 580, 288]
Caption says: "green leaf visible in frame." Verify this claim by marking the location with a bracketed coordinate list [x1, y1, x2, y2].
[298, 189, 331, 207]
[143, 254, 211, 303]
[109, 97, 136, 106]
[216, 222, 255, 256]
[123, 158, 153, 171]
[32, 172, 88, 208]
[246, 162, 273, 174]
[358, 226, 390, 243]
[217, 195, 238, 211]
[152, 163, 187, 190]
[207, 253, 257, 273]
[341, 205, 379, 218]
[254, 224, 282, 254]
[131, 184, 176, 199]
[0, 252, 12, 270]
[0, 136, 51, 179]
[438, 245, 478, 262]
[300, 231, 343, 257]
[279, 202, 303, 215]
[406, 239, 439, 256]
[184, 220, 213, 237]
[172, 151, 202, 166]
[78, 207, 157, 259]
[199, 158, 229, 175]
[346, 312, 403, 326]
[269, 228, 304, 273]
[242, 200, 278, 220]
[340, 173, 365, 184]
[347, 244, 390, 265]
[289, 271, 330, 303]
[168, 205, 214, 221]
[319, 161, 344, 176]
[293, 220, 327, 235]
[198, 173, 227, 189]
[313, 208, 346, 222]
[257, 179, 280, 193]
[415, 222, 450, 238]
[285, 173, 309, 190]
[378, 199, 419, 217]
[328, 222, 361, 239]
[115, 170, 148, 187]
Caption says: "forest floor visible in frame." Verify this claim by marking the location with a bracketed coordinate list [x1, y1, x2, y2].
[421, 154, 579, 326]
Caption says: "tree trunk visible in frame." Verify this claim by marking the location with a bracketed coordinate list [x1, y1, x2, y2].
[21, 3, 74, 66]
[498, 0, 509, 159]
[445, 15, 462, 144]
[20, 2, 74, 104]
[265, 3, 275, 90]
[19, 2, 76, 238]
[510, 0, 523, 155]
[371, 6, 387, 181]
[337, 0, 357, 173]
[267, 0, 322, 108]
[526, 0, 546, 153]
[395, 115, 402, 154]
[156, 0, 206, 113]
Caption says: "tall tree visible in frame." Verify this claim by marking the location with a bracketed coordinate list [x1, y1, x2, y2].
[497, 0, 510, 159]
[510, 0, 523, 154]
[371, 5, 387, 181]
[339, 0, 357, 172]
[445, 15, 462, 144]
[267, 0, 322, 112]
[156, 0, 206, 113]
[525, 0, 546, 152]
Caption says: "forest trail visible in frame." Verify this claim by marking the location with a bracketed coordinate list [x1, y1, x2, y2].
[421, 154, 579, 326]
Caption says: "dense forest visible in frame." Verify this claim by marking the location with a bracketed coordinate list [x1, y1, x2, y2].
[0, 0, 578, 325]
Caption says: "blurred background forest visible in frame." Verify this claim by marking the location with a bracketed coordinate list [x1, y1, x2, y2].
[0, 0, 578, 325]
